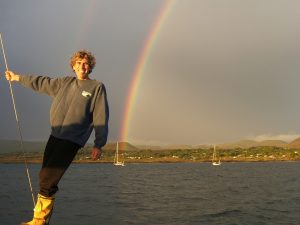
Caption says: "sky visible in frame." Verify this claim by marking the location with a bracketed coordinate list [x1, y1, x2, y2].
[1, 0, 300, 146]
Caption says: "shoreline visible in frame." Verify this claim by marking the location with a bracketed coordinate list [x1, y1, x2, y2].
[1, 146, 299, 164]
[1, 158, 299, 164]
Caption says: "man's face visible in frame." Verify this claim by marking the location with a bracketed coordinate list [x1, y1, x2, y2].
[73, 57, 90, 80]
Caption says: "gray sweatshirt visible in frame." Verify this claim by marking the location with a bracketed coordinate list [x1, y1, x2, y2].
[19, 75, 109, 148]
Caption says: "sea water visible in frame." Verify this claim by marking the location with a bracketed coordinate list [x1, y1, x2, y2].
[0, 162, 299, 225]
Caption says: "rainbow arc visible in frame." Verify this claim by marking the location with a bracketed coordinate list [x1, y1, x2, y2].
[120, 0, 175, 143]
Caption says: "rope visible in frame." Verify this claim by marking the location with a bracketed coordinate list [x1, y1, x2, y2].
[0, 33, 36, 206]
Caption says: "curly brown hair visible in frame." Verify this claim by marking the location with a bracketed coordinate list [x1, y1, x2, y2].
[70, 50, 96, 74]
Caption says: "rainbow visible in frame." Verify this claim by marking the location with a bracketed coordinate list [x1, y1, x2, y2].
[120, 0, 175, 142]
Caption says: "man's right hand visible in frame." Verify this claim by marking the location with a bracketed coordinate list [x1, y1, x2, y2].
[5, 71, 20, 82]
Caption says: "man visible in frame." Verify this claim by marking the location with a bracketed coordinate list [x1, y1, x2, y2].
[5, 50, 109, 225]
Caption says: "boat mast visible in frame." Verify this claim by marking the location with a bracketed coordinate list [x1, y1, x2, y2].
[212, 144, 216, 163]
[115, 142, 119, 163]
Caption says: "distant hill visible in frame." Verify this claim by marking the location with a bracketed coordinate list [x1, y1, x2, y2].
[102, 142, 139, 151]
[136, 145, 163, 150]
[287, 137, 300, 149]
[219, 139, 288, 149]
[0, 139, 46, 153]
[164, 145, 195, 150]
[0, 140, 139, 153]
[193, 144, 212, 149]
[1, 136, 300, 154]
[89, 137, 300, 150]
[219, 139, 259, 149]
[257, 140, 287, 148]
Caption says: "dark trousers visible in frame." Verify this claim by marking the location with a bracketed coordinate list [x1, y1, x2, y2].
[39, 135, 81, 197]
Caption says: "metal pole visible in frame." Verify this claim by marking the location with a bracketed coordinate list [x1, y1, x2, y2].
[0, 33, 36, 206]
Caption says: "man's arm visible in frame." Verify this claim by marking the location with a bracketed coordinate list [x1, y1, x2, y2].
[5, 70, 63, 97]
[93, 83, 109, 150]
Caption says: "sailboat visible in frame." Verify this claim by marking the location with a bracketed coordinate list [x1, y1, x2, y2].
[114, 142, 125, 166]
[212, 144, 221, 166]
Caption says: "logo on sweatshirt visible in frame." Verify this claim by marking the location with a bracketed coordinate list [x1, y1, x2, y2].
[82, 91, 92, 97]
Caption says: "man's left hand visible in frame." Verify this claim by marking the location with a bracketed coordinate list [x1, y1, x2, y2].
[91, 147, 102, 160]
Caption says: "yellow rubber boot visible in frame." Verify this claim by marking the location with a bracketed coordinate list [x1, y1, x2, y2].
[21, 194, 55, 225]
